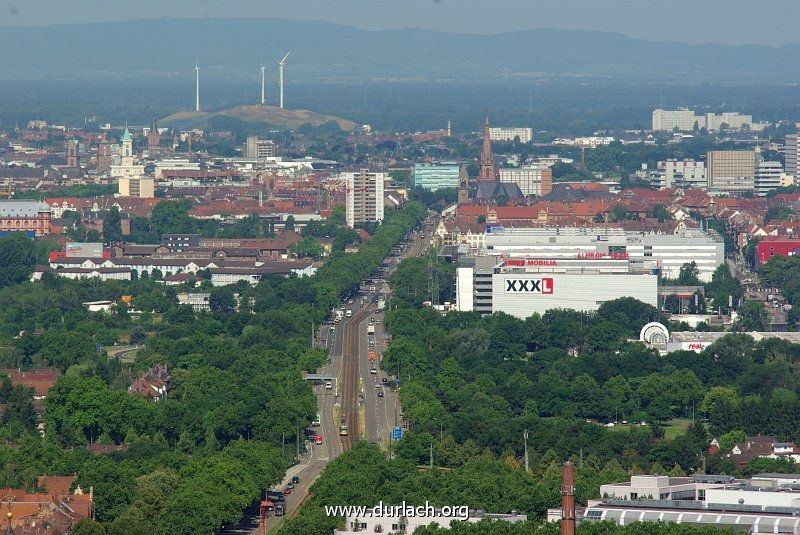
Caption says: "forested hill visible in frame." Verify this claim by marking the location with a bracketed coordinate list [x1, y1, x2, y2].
[1, 17, 799, 81]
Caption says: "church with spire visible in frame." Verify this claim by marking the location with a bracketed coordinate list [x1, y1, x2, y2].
[110, 124, 146, 178]
[146, 110, 161, 154]
[474, 113, 524, 204]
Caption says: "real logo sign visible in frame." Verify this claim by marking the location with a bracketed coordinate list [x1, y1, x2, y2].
[504, 278, 554, 294]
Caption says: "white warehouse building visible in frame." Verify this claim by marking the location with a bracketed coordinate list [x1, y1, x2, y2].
[455, 254, 659, 318]
[482, 227, 724, 283]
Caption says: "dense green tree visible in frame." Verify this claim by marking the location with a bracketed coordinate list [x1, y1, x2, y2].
[0, 234, 35, 287]
[103, 206, 123, 243]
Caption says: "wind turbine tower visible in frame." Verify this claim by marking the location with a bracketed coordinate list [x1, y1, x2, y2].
[260, 65, 266, 105]
[195, 64, 200, 112]
[276, 51, 292, 109]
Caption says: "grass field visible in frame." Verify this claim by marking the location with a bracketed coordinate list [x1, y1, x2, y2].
[663, 418, 692, 440]
[604, 418, 692, 440]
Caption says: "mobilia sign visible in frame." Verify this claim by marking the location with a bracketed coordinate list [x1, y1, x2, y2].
[504, 278, 554, 294]
[503, 259, 558, 267]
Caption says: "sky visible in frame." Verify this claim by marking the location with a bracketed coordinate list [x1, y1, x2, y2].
[0, 0, 797, 46]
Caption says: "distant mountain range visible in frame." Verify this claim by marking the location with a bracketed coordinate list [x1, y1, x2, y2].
[2, 17, 799, 82]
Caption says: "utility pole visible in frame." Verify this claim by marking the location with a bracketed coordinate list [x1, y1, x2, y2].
[429, 441, 434, 469]
[296, 423, 300, 461]
[311, 320, 315, 349]
[524, 429, 529, 473]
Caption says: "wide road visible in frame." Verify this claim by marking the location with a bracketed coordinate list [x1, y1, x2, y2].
[241, 215, 438, 534]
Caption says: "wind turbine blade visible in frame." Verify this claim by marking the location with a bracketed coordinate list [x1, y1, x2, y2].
[282, 51, 292, 63]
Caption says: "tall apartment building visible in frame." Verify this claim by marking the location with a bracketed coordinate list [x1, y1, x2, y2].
[704, 112, 753, 132]
[652, 109, 699, 131]
[498, 165, 553, 196]
[650, 159, 706, 189]
[706, 150, 756, 192]
[785, 134, 799, 178]
[754, 160, 784, 196]
[245, 136, 276, 158]
[489, 127, 533, 144]
[345, 170, 385, 228]
[118, 176, 155, 198]
[653, 109, 764, 132]
[413, 163, 460, 191]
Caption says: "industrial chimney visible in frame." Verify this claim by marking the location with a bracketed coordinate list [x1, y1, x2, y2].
[561, 461, 576, 535]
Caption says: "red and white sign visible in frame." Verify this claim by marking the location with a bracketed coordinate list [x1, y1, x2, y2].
[503, 259, 558, 267]
[682, 342, 709, 352]
[504, 278, 554, 294]
[576, 252, 629, 260]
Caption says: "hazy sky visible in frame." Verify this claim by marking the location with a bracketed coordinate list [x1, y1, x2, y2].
[0, 0, 797, 46]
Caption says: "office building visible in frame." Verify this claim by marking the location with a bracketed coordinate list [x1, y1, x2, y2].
[652, 109, 700, 132]
[245, 136, 276, 158]
[649, 159, 706, 189]
[706, 150, 757, 192]
[704, 112, 753, 132]
[754, 160, 784, 196]
[785, 134, 799, 178]
[118, 176, 155, 198]
[498, 165, 553, 196]
[489, 127, 533, 144]
[345, 169, 385, 228]
[653, 108, 765, 132]
[413, 163, 460, 191]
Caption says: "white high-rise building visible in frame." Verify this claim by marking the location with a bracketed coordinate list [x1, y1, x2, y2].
[754, 160, 784, 196]
[650, 159, 706, 189]
[785, 134, 799, 179]
[246, 136, 277, 159]
[705, 112, 753, 132]
[345, 169, 385, 228]
[652, 109, 700, 132]
[498, 165, 553, 196]
[489, 127, 533, 143]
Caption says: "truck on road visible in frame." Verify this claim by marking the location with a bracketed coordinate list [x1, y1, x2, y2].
[367, 324, 375, 335]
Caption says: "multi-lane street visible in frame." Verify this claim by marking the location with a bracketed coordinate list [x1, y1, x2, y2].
[248, 216, 436, 533]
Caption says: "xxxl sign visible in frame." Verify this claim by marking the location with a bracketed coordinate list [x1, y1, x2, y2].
[504, 278, 554, 294]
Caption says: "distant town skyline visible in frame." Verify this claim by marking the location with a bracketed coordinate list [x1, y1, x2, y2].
[0, 0, 798, 46]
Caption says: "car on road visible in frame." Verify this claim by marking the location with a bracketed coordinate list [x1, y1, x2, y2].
[325, 382, 332, 389]
[292, 476, 300, 484]
[315, 434, 323, 445]
[370, 367, 377, 374]
[381, 378, 388, 384]
[286, 482, 295, 489]
[377, 391, 384, 398]
[283, 487, 292, 495]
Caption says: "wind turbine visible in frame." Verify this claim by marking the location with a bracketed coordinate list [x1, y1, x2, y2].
[259, 65, 266, 105]
[194, 63, 200, 112]
[274, 51, 292, 109]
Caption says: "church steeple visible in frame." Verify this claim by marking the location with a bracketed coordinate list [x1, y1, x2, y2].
[478, 112, 499, 182]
